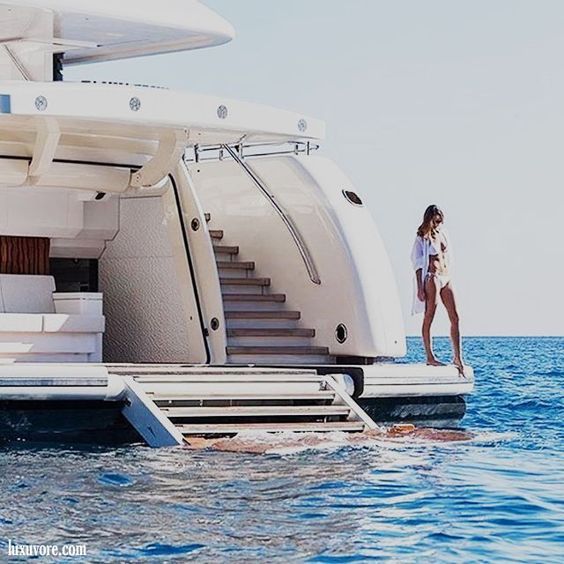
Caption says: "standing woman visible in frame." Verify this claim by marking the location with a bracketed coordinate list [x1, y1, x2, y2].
[411, 205, 465, 374]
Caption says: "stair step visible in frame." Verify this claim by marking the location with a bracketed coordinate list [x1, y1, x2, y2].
[209, 230, 223, 239]
[151, 392, 336, 402]
[228, 328, 315, 337]
[162, 405, 350, 417]
[227, 346, 329, 355]
[223, 294, 286, 303]
[204, 213, 211, 222]
[179, 421, 365, 435]
[213, 245, 239, 255]
[225, 311, 300, 320]
[220, 278, 270, 287]
[217, 261, 255, 270]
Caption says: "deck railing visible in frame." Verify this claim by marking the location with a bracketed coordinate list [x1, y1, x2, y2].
[184, 140, 319, 163]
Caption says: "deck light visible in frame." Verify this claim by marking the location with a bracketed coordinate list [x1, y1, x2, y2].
[217, 105, 228, 119]
[129, 97, 141, 111]
[34, 96, 48, 111]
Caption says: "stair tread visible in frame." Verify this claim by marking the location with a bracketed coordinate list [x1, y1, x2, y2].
[228, 328, 315, 337]
[220, 278, 270, 286]
[213, 245, 239, 254]
[209, 230, 223, 239]
[217, 261, 255, 269]
[223, 294, 286, 302]
[179, 421, 365, 435]
[162, 405, 349, 417]
[227, 346, 330, 355]
[152, 392, 336, 401]
[225, 310, 300, 319]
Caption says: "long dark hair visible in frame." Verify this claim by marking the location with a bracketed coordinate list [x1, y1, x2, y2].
[417, 204, 444, 238]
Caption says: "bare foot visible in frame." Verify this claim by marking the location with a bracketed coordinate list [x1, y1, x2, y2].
[426, 358, 445, 366]
[453, 360, 465, 377]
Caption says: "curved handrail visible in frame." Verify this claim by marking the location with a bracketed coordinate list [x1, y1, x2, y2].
[221, 144, 321, 285]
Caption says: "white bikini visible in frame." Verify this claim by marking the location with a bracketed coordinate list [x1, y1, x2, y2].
[410, 229, 452, 315]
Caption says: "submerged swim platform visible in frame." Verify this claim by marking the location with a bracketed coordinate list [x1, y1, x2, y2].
[0, 363, 473, 446]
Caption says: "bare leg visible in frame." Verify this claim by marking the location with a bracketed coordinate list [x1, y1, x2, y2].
[440, 282, 464, 373]
[422, 275, 444, 366]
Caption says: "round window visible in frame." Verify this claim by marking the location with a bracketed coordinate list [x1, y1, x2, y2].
[342, 190, 364, 206]
[335, 323, 348, 344]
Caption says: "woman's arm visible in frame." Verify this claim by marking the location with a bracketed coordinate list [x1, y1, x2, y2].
[415, 268, 425, 301]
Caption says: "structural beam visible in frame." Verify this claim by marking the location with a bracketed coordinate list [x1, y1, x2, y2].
[28, 117, 61, 180]
[130, 129, 189, 189]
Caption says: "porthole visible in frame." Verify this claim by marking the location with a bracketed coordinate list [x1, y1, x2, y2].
[342, 190, 363, 207]
[335, 323, 348, 344]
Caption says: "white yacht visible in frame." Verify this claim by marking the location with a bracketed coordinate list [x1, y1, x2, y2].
[0, 0, 473, 446]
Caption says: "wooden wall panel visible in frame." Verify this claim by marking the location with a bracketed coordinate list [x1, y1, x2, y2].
[0, 236, 50, 275]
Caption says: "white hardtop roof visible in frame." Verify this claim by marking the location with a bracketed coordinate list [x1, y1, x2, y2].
[0, 0, 234, 64]
[0, 81, 324, 166]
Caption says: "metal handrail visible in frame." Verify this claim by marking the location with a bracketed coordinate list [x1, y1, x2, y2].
[185, 141, 319, 163]
[221, 144, 321, 285]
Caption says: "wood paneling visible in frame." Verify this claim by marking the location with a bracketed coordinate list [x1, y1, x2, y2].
[0, 236, 50, 275]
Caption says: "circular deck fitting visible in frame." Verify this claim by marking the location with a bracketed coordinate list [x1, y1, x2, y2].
[191, 218, 200, 231]
[34, 96, 48, 111]
[217, 105, 228, 119]
[210, 317, 220, 331]
[298, 118, 308, 132]
[129, 97, 141, 111]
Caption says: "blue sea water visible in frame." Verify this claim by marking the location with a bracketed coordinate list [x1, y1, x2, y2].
[0, 336, 563, 562]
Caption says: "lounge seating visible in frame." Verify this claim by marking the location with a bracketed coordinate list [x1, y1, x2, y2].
[0, 275, 105, 363]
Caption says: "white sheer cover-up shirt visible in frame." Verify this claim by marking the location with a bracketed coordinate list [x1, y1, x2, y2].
[410, 228, 452, 315]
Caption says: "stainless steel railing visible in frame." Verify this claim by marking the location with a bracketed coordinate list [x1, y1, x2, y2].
[185, 140, 319, 163]
[220, 144, 321, 285]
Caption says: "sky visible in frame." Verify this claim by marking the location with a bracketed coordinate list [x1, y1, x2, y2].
[65, 0, 564, 336]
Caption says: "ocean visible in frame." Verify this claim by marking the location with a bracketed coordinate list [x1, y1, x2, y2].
[0, 336, 562, 562]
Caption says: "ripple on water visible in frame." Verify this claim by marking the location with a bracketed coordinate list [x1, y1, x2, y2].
[0, 337, 562, 561]
[97, 473, 135, 487]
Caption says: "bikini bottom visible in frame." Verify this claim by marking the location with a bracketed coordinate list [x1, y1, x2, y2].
[426, 272, 451, 289]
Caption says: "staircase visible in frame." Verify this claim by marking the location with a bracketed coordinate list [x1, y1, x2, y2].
[207, 216, 334, 365]
[116, 366, 377, 446]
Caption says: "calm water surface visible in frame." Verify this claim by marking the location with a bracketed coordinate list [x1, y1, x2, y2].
[0, 337, 563, 562]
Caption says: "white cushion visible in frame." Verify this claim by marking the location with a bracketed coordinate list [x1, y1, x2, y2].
[0, 313, 43, 332]
[0, 274, 56, 313]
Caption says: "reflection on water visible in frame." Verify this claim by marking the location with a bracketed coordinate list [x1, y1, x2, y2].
[0, 337, 563, 562]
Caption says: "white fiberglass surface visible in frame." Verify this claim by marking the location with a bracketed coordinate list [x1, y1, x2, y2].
[0, 1, 234, 63]
[0, 83, 324, 146]
[190, 154, 406, 358]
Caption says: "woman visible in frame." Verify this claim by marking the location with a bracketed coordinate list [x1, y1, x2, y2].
[411, 205, 464, 374]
